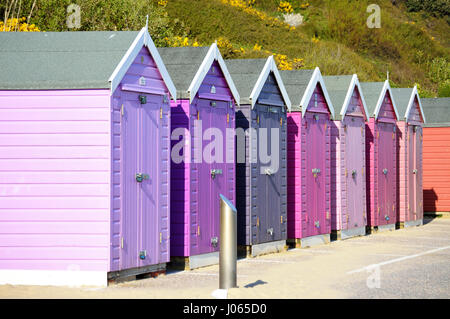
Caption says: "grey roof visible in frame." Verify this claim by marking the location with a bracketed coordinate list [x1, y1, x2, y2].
[391, 88, 415, 121]
[323, 75, 353, 120]
[421, 98, 450, 127]
[225, 58, 268, 104]
[360, 82, 386, 117]
[279, 69, 315, 112]
[157, 47, 210, 99]
[0, 31, 140, 90]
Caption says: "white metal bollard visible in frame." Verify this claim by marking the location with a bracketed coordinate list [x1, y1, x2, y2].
[219, 194, 237, 289]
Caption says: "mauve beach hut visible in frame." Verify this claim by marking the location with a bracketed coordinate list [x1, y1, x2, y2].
[226, 57, 291, 257]
[158, 45, 239, 269]
[0, 27, 176, 286]
[420, 98, 450, 214]
[324, 75, 369, 240]
[361, 81, 400, 233]
[392, 87, 426, 228]
[280, 68, 335, 248]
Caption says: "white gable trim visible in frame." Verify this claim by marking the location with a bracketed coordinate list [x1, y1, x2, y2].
[341, 74, 370, 120]
[187, 43, 240, 104]
[405, 86, 426, 123]
[373, 80, 400, 120]
[108, 27, 177, 100]
[300, 67, 335, 118]
[249, 56, 292, 111]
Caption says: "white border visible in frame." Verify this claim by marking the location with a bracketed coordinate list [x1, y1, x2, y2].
[373, 80, 400, 120]
[0, 270, 107, 287]
[340, 74, 370, 120]
[249, 56, 292, 111]
[404, 86, 426, 123]
[187, 43, 240, 104]
[108, 27, 177, 100]
[300, 67, 335, 118]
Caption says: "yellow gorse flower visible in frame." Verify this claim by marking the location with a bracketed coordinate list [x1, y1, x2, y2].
[278, 1, 293, 14]
[0, 17, 40, 32]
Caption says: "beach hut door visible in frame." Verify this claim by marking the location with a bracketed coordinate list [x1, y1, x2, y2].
[121, 92, 162, 269]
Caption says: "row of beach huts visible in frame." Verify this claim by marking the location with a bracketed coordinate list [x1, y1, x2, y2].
[0, 27, 448, 287]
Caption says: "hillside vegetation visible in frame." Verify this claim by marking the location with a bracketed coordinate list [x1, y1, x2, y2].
[1, 0, 449, 97]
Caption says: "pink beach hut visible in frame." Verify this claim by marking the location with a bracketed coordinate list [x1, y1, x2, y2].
[280, 68, 335, 248]
[0, 28, 176, 286]
[361, 81, 400, 233]
[391, 87, 426, 228]
[324, 75, 370, 240]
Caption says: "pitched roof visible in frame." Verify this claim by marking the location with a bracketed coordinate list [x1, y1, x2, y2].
[360, 80, 399, 120]
[279, 69, 314, 112]
[157, 46, 210, 98]
[279, 67, 334, 117]
[158, 44, 240, 103]
[323, 74, 369, 121]
[391, 87, 425, 123]
[226, 56, 291, 110]
[225, 58, 266, 103]
[0, 31, 137, 89]
[421, 97, 450, 127]
[0, 29, 176, 98]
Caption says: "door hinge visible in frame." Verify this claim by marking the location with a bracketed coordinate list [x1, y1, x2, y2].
[257, 115, 259, 124]
[160, 232, 162, 244]
[280, 117, 283, 126]
[256, 216, 260, 227]
[326, 211, 330, 219]
[197, 225, 200, 236]
[121, 104, 124, 116]
[197, 111, 200, 120]
[160, 107, 163, 119]
[280, 215, 283, 223]
[227, 113, 229, 124]
[121, 237, 124, 249]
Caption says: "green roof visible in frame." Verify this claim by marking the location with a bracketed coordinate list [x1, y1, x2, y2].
[157, 46, 210, 99]
[225, 58, 267, 104]
[0, 31, 140, 90]
[391, 88, 415, 121]
[422, 98, 450, 127]
[279, 69, 314, 112]
[360, 82, 386, 117]
[323, 75, 353, 120]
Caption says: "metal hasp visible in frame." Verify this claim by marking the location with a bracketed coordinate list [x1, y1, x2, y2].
[135, 173, 149, 183]
[219, 194, 237, 289]
[211, 169, 223, 179]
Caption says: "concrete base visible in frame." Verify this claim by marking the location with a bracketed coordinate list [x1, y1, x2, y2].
[108, 263, 166, 284]
[366, 223, 396, 234]
[169, 252, 219, 270]
[397, 219, 423, 229]
[331, 226, 366, 241]
[238, 240, 287, 258]
[287, 234, 330, 248]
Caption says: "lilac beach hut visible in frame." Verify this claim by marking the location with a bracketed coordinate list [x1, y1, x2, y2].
[158, 45, 240, 269]
[324, 75, 369, 240]
[0, 28, 176, 286]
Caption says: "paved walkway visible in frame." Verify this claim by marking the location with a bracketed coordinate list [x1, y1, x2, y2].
[1, 217, 449, 299]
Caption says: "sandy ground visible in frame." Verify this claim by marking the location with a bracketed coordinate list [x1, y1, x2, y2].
[1, 216, 449, 299]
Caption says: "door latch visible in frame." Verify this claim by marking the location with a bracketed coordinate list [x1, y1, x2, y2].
[413, 169, 418, 174]
[314, 221, 320, 228]
[139, 250, 147, 260]
[211, 169, 222, 179]
[135, 173, 149, 182]
[312, 168, 321, 178]
[211, 237, 218, 247]
[352, 169, 357, 178]
[383, 168, 388, 175]
[267, 228, 274, 236]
